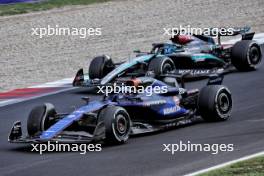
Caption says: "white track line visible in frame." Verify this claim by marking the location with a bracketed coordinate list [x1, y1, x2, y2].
[0, 99, 19, 106]
[0, 87, 77, 107]
[185, 151, 264, 176]
[29, 77, 74, 88]
[0, 78, 75, 107]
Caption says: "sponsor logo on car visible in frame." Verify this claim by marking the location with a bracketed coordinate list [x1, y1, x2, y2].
[143, 100, 167, 106]
[178, 69, 211, 75]
[163, 106, 181, 115]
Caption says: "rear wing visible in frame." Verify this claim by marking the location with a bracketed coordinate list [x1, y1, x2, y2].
[230, 26, 255, 40]
[175, 26, 256, 45]
[192, 26, 254, 44]
[229, 26, 251, 36]
[203, 26, 251, 37]
[212, 26, 255, 44]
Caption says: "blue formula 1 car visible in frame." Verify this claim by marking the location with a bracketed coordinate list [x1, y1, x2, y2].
[9, 74, 232, 144]
[73, 27, 262, 88]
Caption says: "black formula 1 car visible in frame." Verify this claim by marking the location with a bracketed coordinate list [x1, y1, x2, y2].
[73, 27, 262, 88]
[145, 27, 263, 78]
[9, 74, 232, 144]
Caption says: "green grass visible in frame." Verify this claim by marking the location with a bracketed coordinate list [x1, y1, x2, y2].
[199, 156, 264, 176]
[0, 0, 110, 16]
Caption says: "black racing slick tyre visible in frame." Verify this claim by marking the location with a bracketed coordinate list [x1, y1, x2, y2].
[231, 40, 262, 71]
[99, 106, 131, 144]
[88, 55, 115, 79]
[27, 103, 57, 136]
[198, 85, 232, 121]
[148, 56, 175, 78]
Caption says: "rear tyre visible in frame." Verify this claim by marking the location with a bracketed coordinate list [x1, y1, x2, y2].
[198, 85, 232, 121]
[99, 106, 131, 144]
[27, 103, 57, 136]
[231, 40, 262, 71]
[148, 56, 175, 78]
[88, 55, 115, 79]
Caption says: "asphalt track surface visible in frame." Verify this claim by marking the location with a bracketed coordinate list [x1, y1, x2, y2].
[1, 47, 264, 176]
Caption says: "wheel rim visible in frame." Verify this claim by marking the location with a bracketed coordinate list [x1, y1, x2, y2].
[249, 46, 261, 65]
[217, 93, 230, 114]
[116, 114, 128, 135]
[162, 63, 174, 74]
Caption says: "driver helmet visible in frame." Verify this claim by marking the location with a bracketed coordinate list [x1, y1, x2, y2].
[170, 34, 193, 45]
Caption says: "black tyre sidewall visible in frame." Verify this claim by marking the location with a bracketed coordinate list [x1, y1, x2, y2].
[27, 103, 56, 136]
[148, 56, 175, 78]
[248, 45, 262, 66]
[89, 55, 113, 79]
[100, 106, 131, 144]
[231, 40, 262, 71]
[198, 85, 232, 121]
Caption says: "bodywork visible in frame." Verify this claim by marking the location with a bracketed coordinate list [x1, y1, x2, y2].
[9, 75, 225, 144]
[73, 27, 263, 87]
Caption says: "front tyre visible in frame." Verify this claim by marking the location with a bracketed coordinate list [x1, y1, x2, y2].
[231, 40, 262, 71]
[27, 103, 57, 136]
[88, 55, 115, 79]
[99, 106, 131, 144]
[198, 85, 232, 121]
